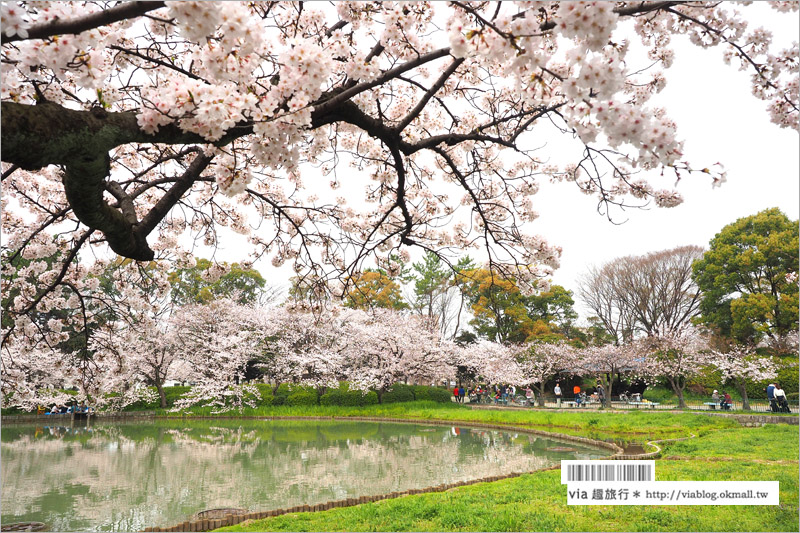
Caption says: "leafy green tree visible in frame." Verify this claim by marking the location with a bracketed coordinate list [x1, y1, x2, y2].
[410, 252, 476, 337]
[411, 252, 451, 317]
[462, 269, 533, 344]
[693, 208, 799, 344]
[450, 256, 478, 340]
[168, 258, 266, 305]
[343, 269, 409, 311]
[525, 285, 579, 339]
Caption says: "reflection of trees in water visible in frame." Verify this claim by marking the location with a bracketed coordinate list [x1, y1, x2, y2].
[1, 421, 604, 531]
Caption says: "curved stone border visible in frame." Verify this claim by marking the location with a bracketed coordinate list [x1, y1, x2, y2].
[142, 416, 624, 532]
[619, 432, 697, 460]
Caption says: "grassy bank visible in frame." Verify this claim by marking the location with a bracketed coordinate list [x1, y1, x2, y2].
[205, 406, 797, 532]
[152, 401, 746, 442]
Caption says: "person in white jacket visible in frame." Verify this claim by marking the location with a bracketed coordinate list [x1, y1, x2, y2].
[774, 385, 789, 413]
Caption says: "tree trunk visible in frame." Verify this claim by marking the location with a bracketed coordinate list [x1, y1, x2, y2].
[669, 376, 687, 409]
[534, 385, 545, 407]
[155, 381, 167, 409]
[737, 381, 750, 410]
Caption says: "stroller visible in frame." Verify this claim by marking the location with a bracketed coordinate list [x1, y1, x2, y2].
[776, 396, 791, 413]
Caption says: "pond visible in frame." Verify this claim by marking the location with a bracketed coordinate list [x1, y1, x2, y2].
[1, 418, 607, 531]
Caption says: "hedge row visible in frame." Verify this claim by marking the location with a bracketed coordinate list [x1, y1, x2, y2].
[120, 382, 452, 410]
[320, 383, 379, 407]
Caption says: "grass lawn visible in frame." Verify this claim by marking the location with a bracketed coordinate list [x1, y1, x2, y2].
[206, 404, 798, 532]
[157, 401, 745, 442]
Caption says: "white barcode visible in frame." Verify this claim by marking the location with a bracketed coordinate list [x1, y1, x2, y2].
[561, 460, 655, 484]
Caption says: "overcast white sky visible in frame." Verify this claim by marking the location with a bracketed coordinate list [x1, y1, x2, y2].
[208, 3, 799, 323]
[543, 8, 799, 316]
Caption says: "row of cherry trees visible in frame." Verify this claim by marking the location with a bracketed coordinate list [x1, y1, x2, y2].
[1, 288, 777, 412]
[2, 1, 796, 411]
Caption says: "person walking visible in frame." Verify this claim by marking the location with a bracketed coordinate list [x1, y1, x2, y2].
[596, 380, 606, 408]
[766, 383, 777, 412]
[554, 382, 562, 408]
[453, 386, 459, 403]
[458, 385, 465, 404]
[525, 386, 534, 406]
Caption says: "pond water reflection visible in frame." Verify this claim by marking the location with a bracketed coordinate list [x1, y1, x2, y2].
[1, 419, 606, 531]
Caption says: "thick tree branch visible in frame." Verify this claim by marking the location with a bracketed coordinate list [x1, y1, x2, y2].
[1, 101, 215, 169]
[137, 153, 214, 236]
[2, 1, 167, 44]
[105, 181, 138, 225]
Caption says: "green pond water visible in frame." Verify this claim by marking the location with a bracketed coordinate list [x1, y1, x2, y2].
[1, 418, 606, 531]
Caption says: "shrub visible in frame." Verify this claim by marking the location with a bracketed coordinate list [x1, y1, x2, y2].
[412, 385, 452, 403]
[250, 384, 274, 407]
[272, 383, 291, 406]
[163, 386, 191, 406]
[319, 383, 378, 407]
[320, 383, 378, 406]
[380, 383, 415, 404]
[286, 389, 318, 406]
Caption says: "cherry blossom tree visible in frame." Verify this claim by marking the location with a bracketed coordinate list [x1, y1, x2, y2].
[258, 304, 349, 390]
[342, 309, 454, 400]
[0, 339, 76, 411]
[90, 314, 177, 408]
[571, 342, 644, 407]
[517, 342, 576, 406]
[1, 255, 170, 409]
[635, 327, 710, 409]
[168, 298, 263, 412]
[458, 340, 524, 386]
[2, 1, 798, 406]
[711, 344, 778, 411]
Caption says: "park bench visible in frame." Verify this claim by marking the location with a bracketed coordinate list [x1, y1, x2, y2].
[704, 402, 721, 410]
[628, 401, 660, 409]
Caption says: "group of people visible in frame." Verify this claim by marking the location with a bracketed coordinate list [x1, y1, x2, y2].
[766, 383, 791, 413]
[46, 402, 92, 415]
[564, 381, 606, 407]
[453, 381, 791, 412]
[455, 384, 538, 405]
[710, 390, 733, 410]
[454, 380, 611, 408]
